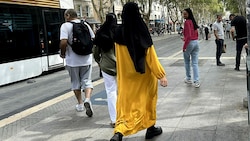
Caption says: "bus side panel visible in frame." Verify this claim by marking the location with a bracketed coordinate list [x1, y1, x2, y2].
[0, 58, 43, 86]
[41, 56, 49, 72]
[48, 54, 64, 68]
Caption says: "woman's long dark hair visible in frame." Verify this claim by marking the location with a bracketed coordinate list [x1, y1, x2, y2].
[184, 8, 199, 30]
[94, 13, 117, 52]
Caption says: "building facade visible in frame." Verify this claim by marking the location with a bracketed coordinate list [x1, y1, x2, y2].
[150, 2, 168, 29]
[1, 0, 60, 8]
[113, 0, 123, 23]
[73, 0, 94, 19]
[71, 0, 168, 28]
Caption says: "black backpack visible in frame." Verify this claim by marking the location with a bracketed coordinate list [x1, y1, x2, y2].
[69, 21, 93, 55]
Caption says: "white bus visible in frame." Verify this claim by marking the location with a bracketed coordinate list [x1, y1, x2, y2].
[0, 0, 73, 86]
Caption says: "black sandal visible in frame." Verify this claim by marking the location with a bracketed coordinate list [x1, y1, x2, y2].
[110, 132, 123, 141]
[145, 125, 163, 139]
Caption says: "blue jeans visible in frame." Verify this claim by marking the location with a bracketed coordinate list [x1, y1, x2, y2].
[183, 40, 199, 82]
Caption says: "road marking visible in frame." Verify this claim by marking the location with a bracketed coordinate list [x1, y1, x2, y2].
[0, 79, 104, 128]
[95, 98, 107, 102]
[167, 50, 183, 58]
[159, 57, 236, 60]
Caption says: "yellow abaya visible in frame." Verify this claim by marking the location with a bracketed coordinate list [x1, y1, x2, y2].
[114, 43, 166, 136]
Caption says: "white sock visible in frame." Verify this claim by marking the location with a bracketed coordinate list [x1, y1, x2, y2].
[85, 98, 90, 102]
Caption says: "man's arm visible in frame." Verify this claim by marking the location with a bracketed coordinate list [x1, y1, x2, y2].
[59, 23, 68, 58]
[214, 30, 219, 40]
[213, 24, 219, 40]
[60, 39, 67, 58]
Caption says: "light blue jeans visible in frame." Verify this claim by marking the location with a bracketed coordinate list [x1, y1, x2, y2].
[183, 40, 199, 82]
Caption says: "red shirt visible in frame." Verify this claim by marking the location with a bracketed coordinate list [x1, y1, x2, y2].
[183, 19, 198, 50]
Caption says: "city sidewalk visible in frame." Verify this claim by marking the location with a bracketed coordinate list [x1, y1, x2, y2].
[1, 37, 249, 141]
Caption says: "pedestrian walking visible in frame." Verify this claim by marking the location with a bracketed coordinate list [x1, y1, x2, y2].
[230, 14, 248, 71]
[225, 22, 231, 39]
[182, 8, 200, 88]
[60, 9, 95, 117]
[110, 2, 168, 141]
[213, 14, 225, 66]
[199, 25, 204, 40]
[204, 26, 209, 40]
[93, 13, 117, 128]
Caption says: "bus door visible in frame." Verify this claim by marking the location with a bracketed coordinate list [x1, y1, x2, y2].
[42, 10, 64, 69]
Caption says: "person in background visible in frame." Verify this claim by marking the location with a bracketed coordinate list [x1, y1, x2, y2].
[110, 2, 168, 141]
[210, 24, 213, 32]
[93, 13, 117, 128]
[204, 26, 209, 40]
[225, 21, 231, 39]
[182, 8, 200, 88]
[60, 9, 95, 117]
[199, 25, 204, 39]
[213, 14, 225, 66]
[230, 14, 248, 71]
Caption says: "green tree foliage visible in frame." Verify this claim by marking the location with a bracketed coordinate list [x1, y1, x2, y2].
[223, 0, 246, 16]
[120, 0, 155, 25]
[161, 0, 224, 24]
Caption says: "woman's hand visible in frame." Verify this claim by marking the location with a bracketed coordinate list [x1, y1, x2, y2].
[159, 76, 168, 87]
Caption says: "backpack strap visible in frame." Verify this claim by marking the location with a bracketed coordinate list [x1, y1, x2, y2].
[66, 21, 76, 46]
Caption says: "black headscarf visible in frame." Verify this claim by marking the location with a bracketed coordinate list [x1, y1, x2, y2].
[94, 13, 117, 52]
[115, 2, 153, 74]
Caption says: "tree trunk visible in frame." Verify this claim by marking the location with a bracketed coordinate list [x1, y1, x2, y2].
[145, 0, 152, 26]
[91, 0, 114, 24]
[91, 0, 102, 23]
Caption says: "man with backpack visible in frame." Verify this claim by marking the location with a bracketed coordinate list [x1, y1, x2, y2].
[60, 9, 95, 117]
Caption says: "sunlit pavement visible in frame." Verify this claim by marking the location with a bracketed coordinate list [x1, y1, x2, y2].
[1, 36, 249, 141]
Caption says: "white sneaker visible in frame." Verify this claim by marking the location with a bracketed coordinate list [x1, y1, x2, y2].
[84, 99, 93, 117]
[75, 104, 84, 112]
[194, 82, 200, 88]
[184, 79, 192, 84]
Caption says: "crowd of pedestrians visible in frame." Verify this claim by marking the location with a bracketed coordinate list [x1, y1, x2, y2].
[59, 2, 248, 140]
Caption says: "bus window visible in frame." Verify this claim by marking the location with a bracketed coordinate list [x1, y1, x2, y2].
[0, 5, 41, 63]
[43, 10, 64, 55]
[0, 13, 14, 51]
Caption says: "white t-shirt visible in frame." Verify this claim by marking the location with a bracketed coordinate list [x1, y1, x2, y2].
[60, 19, 95, 67]
[226, 22, 231, 31]
[213, 21, 224, 39]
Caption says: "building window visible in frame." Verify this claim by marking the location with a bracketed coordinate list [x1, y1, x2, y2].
[85, 5, 90, 17]
[75, 5, 82, 17]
